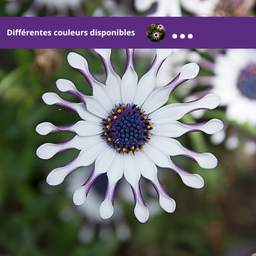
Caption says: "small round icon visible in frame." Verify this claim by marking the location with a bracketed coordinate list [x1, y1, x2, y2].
[147, 23, 166, 42]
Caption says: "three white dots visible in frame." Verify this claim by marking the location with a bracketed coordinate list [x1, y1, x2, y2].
[172, 33, 193, 39]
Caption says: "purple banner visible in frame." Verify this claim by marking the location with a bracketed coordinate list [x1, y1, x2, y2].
[0, 17, 256, 48]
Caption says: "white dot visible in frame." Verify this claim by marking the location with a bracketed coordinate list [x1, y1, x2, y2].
[172, 34, 177, 39]
[180, 34, 185, 39]
[188, 34, 193, 39]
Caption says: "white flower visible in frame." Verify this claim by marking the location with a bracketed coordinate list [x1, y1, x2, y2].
[36, 49, 223, 223]
[188, 49, 256, 154]
[5, 0, 83, 16]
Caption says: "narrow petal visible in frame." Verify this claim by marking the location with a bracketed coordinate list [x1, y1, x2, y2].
[133, 49, 172, 106]
[135, 151, 176, 213]
[42, 92, 101, 122]
[149, 94, 221, 123]
[94, 49, 122, 105]
[56, 79, 87, 102]
[151, 119, 224, 137]
[73, 147, 116, 206]
[150, 136, 218, 169]
[123, 154, 149, 223]
[35, 120, 102, 136]
[67, 52, 114, 111]
[142, 63, 199, 113]
[99, 153, 124, 219]
[144, 143, 204, 189]
[46, 141, 107, 186]
[36, 135, 102, 160]
[121, 49, 138, 104]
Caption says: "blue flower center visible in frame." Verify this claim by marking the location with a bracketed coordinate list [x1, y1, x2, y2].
[237, 63, 256, 100]
[102, 104, 152, 154]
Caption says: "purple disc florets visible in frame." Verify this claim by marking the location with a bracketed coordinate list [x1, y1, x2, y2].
[237, 63, 256, 99]
[102, 104, 152, 154]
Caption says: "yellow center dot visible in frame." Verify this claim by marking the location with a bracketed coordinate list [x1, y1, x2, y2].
[148, 133, 151, 136]
[117, 147, 120, 151]
[112, 111, 114, 114]
[146, 140, 149, 143]
[106, 125, 110, 129]
[129, 151, 132, 154]
[108, 118, 111, 122]
[113, 116, 117, 119]
[122, 148, 126, 152]
[140, 110, 144, 113]
[141, 146, 144, 150]
[143, 116, 147, 120]
[122, 105, 126, 108]
[149, 122, 152, 125]
[147, 125, 151, 129]
[117, 109, 121, 113]
[136, 148, 139, 151]
[104, 132, 107, 135]
[131, 146, 135, 150]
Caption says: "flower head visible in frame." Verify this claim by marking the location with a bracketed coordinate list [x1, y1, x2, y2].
[188, 49, 256, 153]
[36, 49, 223, 223]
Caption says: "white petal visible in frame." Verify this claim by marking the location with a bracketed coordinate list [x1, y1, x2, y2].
[73, 147, 116, 206]
[150, 136, 218, 169]
[36, 120, 102, 136]
[144, 143, 204, 189]
[133, 49, 172, 106]
[151, 119, 224, 137]
[123, 154, 149, 223]
[142, 63, 200, 113]
[47, 141, 107, 186]
[135, 151, 176, 213]
[94, 49, 122, 105]
[99, 153, 124, 219]
[150, 94, 221, 123]
[121, 49, 138, 104]
[36, 135, 102, 160]
[56, 79, 87, 100]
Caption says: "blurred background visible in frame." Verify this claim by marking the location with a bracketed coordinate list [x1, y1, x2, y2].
[1, 0, 256, 256]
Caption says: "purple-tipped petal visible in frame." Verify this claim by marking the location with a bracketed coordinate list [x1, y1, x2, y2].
[100, 153, 124, 219]
[151, 119, 224, 137]
[144, 143, 204, 189]
[142, 63, 200, 114]
[149, 93, 221, 123]
[73, 147, 116, 206]
[47, 141, 107, 186]
[123, 154, 149, 223]
[36, 135, 102, 160]
[135, 151, 176, 213]
[42, 92, 101, 122]
[150, 136, 218, 169]
[56, 79, 88, 101]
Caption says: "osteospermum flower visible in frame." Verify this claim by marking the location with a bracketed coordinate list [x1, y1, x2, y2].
[151, 32, 161, 40]
[5, 0, 84, 16]
[36, 49, 223, 223]
[189, 49, 256, 153]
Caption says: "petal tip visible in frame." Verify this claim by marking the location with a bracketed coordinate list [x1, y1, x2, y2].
[99, 199, 114, 219]
[180, 63, 200, 80]
[73, 186, 86, 206]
